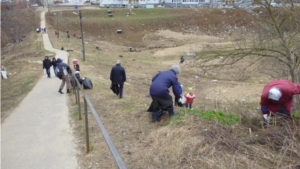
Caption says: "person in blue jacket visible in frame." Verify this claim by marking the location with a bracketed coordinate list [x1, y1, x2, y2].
[148, 65, 181, 122]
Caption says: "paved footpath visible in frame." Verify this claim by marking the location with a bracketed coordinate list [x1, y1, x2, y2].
[1, 11, 78, 169]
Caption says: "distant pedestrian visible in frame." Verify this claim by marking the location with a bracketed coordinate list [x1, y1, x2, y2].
[56, 58, 72, 94]
[110, 60, 126, 98]
[52, 57, 57, 75]
[43, 56, 52, 78]
[180, 55, 185, 64]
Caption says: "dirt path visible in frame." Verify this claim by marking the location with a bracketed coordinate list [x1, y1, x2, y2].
[1, 10, 78, 169]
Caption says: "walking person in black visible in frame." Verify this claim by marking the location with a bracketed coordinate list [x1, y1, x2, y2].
[52, 57, 57, 76]
[180, 55, 185, 64]
[43, 56, 52, 78]
[110, 60, 126, 99]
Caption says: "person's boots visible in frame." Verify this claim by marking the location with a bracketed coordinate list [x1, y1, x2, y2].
[67, 89, 70, 93]
[151, 111, 161, 123]
[58, 88, 63, 94]
[119, 88, 123, 99]
[168, 107, 178, 116]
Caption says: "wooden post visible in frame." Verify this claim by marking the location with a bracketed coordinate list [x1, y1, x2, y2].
[79, 10, 85, 61]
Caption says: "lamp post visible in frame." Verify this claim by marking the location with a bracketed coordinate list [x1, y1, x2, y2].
[73, 11, 85, 61]
[56, 13, 59, 38]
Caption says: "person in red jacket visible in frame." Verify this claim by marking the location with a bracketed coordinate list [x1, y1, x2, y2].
[260, 80, 300, 127]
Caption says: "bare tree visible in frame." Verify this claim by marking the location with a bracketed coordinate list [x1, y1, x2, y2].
[194, 0, 300, 84]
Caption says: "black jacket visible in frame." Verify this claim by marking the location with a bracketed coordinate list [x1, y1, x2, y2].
[75, 64, 80, 71]
[110, 64, 126, 84]
[43, 59, 52, 69]
[52, 60, 57, 67]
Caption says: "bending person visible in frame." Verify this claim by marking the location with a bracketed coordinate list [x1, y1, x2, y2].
[260, 79, 300, 127]
[148, 65, 181, 123]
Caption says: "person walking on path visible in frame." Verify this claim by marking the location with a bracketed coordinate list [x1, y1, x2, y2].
[148, 65, 181, 123]
[110, 60, 126, 98]
[56, 58, 72, 94]
[52, 57, 58, 76]
[43, 56, 52, 78]
[260, 79, 300, 127]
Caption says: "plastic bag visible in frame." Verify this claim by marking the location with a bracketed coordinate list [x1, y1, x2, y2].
[179, 97, 186, 104]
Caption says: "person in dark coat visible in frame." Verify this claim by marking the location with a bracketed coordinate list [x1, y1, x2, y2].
[43, 56, 52, 78]
[148, 65, 181, 123]
[261, 80, 300, 127]
[52, 57, 57, 75]
[56, 58, 72, 94]
[75, 71, 83, 84]
[180, 56, 184, 64]
[110, 60, 126, 98]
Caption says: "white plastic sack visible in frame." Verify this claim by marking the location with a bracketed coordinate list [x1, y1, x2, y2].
[43, 69, 46, 75]
[179, 97, 186, 104]
[63, 67, 68, 75]
[1, 71, 8, 79]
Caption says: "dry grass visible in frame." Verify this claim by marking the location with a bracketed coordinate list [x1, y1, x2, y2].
[56, 9, 300, 168]
[1, 31, 55, 121]
[3, 8, 300, 169]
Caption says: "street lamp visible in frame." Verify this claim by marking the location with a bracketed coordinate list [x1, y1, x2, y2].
[73, 11, 85, 61]
[54, 13, 59, 38]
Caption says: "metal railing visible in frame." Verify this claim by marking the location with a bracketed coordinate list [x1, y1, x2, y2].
[71, 74, 128, 169]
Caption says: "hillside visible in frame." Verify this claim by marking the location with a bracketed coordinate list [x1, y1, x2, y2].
[2, 7, 300, 169]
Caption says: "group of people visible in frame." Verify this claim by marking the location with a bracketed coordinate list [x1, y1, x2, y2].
[47, 55, 300, 126]
[43, 56, 82, 94]
[42, 56, 58, 78]
[143, 63, 300, 125]
[36, 27, 47, 33]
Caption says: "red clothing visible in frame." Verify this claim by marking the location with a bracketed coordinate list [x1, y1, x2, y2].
[260, 80, 300, 116]
[184, 92, 195, 104]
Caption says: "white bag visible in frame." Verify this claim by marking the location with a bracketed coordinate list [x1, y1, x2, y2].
[63, 66, 68, 75]
[1, 71, 8, 79]
[179, 97, 186, 104]
[43, 69, 46, 75]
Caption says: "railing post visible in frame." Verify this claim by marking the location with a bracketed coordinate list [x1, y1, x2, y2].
[84, 98, 90, 153]
[74, 85, 77, 104]
[77, 86, 82, 120]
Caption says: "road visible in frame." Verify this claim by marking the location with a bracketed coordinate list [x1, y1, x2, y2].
[1, 10, 78, 169]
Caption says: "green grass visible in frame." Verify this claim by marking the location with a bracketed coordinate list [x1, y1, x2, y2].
[292, 112, 300, 120]
[169, 109, 240, 126]
[192, 110, 240, 125]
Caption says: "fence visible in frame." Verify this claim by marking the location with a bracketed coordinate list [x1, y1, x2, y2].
[71, 74, 128, 169]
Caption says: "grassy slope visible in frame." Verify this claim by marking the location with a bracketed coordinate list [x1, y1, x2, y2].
[1, 8, 55, 120]
[2, 7, 299, 168]
[45, 8, 300, 169]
